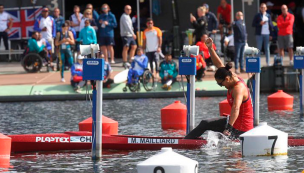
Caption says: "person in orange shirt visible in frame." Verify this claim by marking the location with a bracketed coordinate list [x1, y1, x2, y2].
[143, 18, 162, 75]
[196, 34, 216, 71]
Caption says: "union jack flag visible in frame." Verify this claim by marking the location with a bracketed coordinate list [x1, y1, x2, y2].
[5, 7, 42, 40]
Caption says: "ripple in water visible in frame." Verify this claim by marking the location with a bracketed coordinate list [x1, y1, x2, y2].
[0, 95, 303, 172]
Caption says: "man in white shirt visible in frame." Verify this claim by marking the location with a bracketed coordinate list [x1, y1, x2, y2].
[0, 4, 13, 50]
[120, 5, 137, 68]
[34, 7, 56, 53]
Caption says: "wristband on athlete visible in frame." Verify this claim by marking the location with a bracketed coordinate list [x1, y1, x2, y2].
[225, 123, 234, 133]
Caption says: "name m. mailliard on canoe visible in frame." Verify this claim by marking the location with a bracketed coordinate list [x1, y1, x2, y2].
[128, 138, 178, 144]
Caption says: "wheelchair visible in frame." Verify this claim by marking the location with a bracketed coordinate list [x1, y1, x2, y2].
[122, 69, 155, 92]
[21, 51, 56, 73]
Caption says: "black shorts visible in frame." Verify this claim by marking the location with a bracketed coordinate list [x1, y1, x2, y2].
[99, 37, 115, 46]
[121, 36, 137, 47]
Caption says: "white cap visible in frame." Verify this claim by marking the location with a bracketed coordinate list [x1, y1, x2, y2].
[266, 1, 274, 7]
[77, 55, 84, 60]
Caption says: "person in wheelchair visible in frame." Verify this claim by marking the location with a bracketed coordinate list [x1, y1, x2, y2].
[159, 54, 178, 90]
[127, 47, 148, 87]
[27, 31, 48, 62]
[71, 55, 86, 93]
[37, 32, 54, 70]
[55, 23, 75, 82]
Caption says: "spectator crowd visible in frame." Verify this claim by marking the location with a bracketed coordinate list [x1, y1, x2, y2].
[0, 0, 304, 91]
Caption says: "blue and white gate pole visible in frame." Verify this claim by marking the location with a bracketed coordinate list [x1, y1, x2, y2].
[244, 46, 260, 126]
[82, 44, 104, 160]
[179, 46, 199, 134]
[294, 47, 304, 122]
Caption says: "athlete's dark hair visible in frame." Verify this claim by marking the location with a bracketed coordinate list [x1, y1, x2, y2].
[214, 62, 233, 80]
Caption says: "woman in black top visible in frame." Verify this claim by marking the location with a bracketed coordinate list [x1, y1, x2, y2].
[190, 6, 208, 43]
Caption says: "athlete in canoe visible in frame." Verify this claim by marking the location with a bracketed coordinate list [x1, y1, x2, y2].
[185, 37, 254, 139]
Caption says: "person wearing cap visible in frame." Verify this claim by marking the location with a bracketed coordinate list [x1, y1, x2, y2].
[252, 3, 273, 66]
[55, 23, 75, 82]
[34, 7, 56, 54]
[277, 4, 294, 65]
[71, 55, 86, 93]
[159, 54, 178, 90]
[203, 3, 218, 35]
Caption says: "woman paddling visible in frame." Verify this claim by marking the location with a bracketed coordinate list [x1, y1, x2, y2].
[185, 37, 253, 139]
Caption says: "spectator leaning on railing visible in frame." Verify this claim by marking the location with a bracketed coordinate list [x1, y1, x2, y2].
[0, 4, 13, 51]
[34, 7, 56, 54]
[277, 4, 295, 65]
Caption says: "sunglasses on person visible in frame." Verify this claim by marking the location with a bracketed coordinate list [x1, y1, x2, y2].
[102, 7, 108, 10]
[147, 22, 153, 24]
[126, 8, 132, 10]
[217, 79, 225, 87]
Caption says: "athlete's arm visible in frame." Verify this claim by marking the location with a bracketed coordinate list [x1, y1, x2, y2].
[205, 38, 224, 68]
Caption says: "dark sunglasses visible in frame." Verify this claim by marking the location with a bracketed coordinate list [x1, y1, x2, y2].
[147, 22, 153, 24]
[217, 79, 225, 87]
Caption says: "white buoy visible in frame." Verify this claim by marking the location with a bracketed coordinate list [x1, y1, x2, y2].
[137, 147, 198, 173]
[240, 122, 288, 157]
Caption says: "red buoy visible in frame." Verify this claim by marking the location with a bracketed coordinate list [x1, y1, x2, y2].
[78, 116, 118, 135]
[219, 99, 231, 116]
[0, 133, 11, 168]
[267, 90, 294, 111]
[161, 100, 187, 130]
